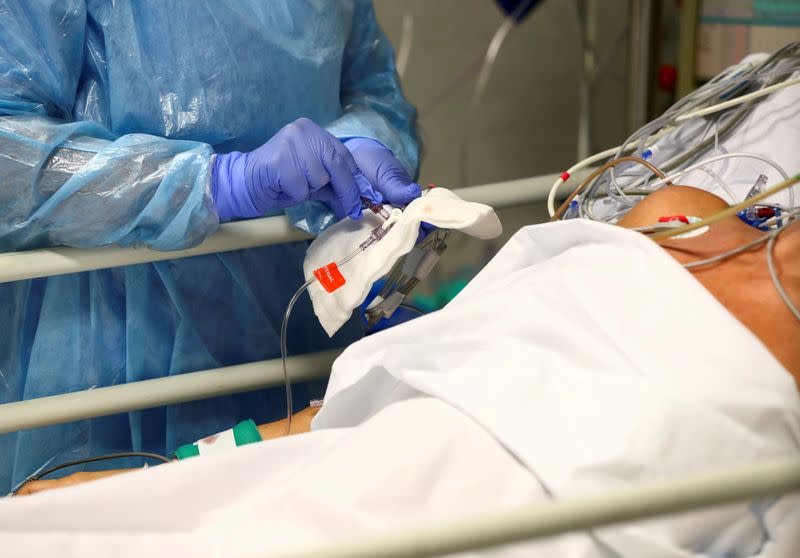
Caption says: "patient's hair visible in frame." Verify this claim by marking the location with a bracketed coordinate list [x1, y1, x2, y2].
[619, 186, 800, 386]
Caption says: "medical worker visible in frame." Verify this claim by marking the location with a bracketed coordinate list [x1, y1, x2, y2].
[0, 0, 420, 492]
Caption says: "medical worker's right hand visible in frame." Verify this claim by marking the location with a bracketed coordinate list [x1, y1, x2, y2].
[211, 118, 381, 222]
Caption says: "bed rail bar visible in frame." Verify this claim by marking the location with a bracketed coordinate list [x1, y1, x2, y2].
[0, 349, 341, 433]
[274, 456, 800, 558]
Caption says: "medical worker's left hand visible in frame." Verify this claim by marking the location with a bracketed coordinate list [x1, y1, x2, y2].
[213, 118, 384, 222]
[211, 119, 421, 222]
[344, 137, 422, 207]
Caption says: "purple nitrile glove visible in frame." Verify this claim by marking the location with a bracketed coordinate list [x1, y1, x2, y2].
[343, 137, 422, 207]
[211, 118, 380, 222]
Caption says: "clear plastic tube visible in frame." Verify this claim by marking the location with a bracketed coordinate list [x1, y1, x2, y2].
[598, 45, 799, 210]
[646, 152, 792, 206]
[457, 0, 539, 187]
[768, 221, 800, 322]
[279, 247, 362, 436]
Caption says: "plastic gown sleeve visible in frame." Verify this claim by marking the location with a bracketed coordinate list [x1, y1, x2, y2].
[287, 0, 420, 233]
[325, 1, 419, 177]
[0, 2, 217, 252]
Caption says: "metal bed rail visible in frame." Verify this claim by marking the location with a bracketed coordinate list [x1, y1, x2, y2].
[273, 455, 800, 558]
[0, 350, 340, 434]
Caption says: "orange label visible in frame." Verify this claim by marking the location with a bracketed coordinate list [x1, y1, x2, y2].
[658, 215, 689, 224]
[313, 262, 346, 293]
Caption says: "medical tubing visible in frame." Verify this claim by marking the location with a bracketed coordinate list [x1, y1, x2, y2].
[554, 74, 793, 221]
[398, 304, 425, 316]
[457, 0, 539, 187]
[767, 221, 800, 322]
[548, 146, 621, 217]
[621, 104, 752, 194]
[658, 104, 753, 173]
[761, 208, 800, 229]
[550, 156, 669, 222]
[604, 50, 798, 200]
[629, 54, 797, 164]
[547, 129, 672, 217]
[646, 152, 793, 207]
[675, 76, 800, 122]
[682, 234, 771, 269]
[649, 175, 800, 241]
[280, 277, 314, 437]
[280, 247, 363, 436]
[11, 452, 171, 495]
[376, 229, 445, 302]
[597, 101, 769, 215]
[686, 165, 738, 203]
[395, 12, 414, 78]
[607, 105, 748, 203]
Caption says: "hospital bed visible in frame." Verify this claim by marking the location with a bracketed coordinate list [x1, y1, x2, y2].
[0, 172, 798, 558]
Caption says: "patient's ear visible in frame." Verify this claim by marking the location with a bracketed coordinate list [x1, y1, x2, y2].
[617, 186, 729, 228]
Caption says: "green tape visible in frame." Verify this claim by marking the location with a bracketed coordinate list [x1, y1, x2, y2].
[174, 443, 200, 460]
[233, 419, 262, 446]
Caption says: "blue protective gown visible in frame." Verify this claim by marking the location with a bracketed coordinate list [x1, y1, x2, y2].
[0, 0, 419, 491]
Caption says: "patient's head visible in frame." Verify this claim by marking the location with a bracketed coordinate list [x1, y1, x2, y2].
[618, 186, 800, 386]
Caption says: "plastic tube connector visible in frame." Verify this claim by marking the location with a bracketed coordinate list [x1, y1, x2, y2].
[641, 145, 659, 160]
[746, 174, 769, 200]
[358, 208, 403, 251]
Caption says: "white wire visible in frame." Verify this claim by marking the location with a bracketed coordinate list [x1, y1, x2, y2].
[547, 72, 799, 219]
[683, 234, 770, 269]
[547, 146, 618, 216]
[690, 165, 738, 204]
[675, 76, 800, 122]
[767, 222, 800, 322]
[620, 115, 720, 194]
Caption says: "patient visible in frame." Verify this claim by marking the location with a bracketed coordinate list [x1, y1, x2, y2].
[620, 185, 800, 381]
[16, 185, 800, 496]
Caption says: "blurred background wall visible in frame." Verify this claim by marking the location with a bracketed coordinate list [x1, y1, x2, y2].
[373, 0, 630, 188]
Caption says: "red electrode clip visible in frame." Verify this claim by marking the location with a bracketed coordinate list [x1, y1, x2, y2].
[658, 215, 690, 224]
[313, 262, 346, 293]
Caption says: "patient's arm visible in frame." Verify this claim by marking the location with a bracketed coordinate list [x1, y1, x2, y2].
[15, 469, 136, 496]
[619, 186, 800, 384]
[16, 406, 321, 496]
[257, 405, 320, 440]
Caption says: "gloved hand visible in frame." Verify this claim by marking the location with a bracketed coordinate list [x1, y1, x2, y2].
[343, 137, 422, 207]
[211, 118, 381, 222]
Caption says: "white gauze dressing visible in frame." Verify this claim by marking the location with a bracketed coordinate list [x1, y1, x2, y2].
[303, 188, 502, 336]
